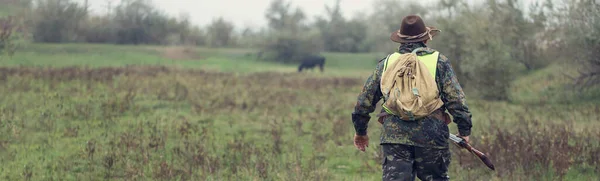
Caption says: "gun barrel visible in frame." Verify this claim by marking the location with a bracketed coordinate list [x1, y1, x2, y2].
[449, 133, 496, 171]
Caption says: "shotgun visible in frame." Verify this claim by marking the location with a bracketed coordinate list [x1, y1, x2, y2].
[449, 133, 496, 171]
[377, 111, 496, 170]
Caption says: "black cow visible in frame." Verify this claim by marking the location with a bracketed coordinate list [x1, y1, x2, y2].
[297, 55, 326, 72]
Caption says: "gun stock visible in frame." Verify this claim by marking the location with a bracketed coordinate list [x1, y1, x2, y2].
[449, 134, 496, 171]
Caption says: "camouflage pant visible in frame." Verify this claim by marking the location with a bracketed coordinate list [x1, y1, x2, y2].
[381, 144, 451, 181]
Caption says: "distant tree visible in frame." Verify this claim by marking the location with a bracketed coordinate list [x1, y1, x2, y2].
[206, 17, 235, 47]
[113, 0, 163, 44]
[487, 0, 549, 71]
[31, 0, 88, 42]
[186, 26, 207, 46]
[315, 0, 369, 52]
[265, 0, 306, 34]
[362, 0, 429, 52]
[3, 0, 201, 46]
[424, 0, 555, 100]
[104, 0, 192, 45]
[554, 0, 600, 88]
[370, 0, 429, 33]
[237, 26, 267, 48]
[171, 13, 205, 46]
[341, 19, 369, 52]
[0, 16, 20, 57]
[261, 0, 321, 63]
[430, 0, 470, 87]
[80, 16, 118, 43]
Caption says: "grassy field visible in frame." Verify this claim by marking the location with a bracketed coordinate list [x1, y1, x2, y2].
[0, 43, 599, 181]
[1, 43, 381, 77]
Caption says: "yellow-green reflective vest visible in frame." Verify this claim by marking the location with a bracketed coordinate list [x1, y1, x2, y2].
[382, 48, 439, 78]
[380, 48, 441, 118]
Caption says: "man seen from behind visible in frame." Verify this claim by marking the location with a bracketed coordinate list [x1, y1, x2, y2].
[351, 15, 473, 181]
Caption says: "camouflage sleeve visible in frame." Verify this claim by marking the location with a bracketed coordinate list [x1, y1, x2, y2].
[438, 55, 473, 136]
[351, 60, 384, 136]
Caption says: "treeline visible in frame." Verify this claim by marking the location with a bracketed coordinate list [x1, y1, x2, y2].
[0, 0, 599, 100]
[258, 0, 600, 100]
[426, 0, 599, 100]
[256, 0, 600, 100]
[30, 0, 206, 45]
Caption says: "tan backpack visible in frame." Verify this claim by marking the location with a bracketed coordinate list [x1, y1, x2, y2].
[380, 48, 444, 121]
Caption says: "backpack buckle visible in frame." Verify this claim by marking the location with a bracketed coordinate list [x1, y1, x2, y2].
[412, 88, 419, 97]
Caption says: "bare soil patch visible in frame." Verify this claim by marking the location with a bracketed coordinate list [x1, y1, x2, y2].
[154, 46, 204, 60]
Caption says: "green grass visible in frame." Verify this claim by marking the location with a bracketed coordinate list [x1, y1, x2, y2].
[0, 43, 599, 180]
[510, 63, 600, 104]
[2, 43, 168, 67]
[1, 43, 380, 77]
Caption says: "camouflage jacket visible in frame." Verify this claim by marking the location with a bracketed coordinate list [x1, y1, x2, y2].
[351, 42, 473, 149]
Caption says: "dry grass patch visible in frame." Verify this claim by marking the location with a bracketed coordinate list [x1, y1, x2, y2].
[153, 46, 204, 60]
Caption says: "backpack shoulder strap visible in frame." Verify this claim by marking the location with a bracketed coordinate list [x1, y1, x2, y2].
[412, 47, 426, 54]
[417, 51, 440, 78]
[383, 52, 402, 71]
[383, 53, 392, 70]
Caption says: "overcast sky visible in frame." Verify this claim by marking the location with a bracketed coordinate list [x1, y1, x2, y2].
[85, 0, 541, 29]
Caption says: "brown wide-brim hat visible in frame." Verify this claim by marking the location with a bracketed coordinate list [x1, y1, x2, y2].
[390, 15, 441, 43]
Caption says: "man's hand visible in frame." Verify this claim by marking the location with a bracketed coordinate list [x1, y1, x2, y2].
[354, 134, 369, 152]
[460, 135, 470, 143]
